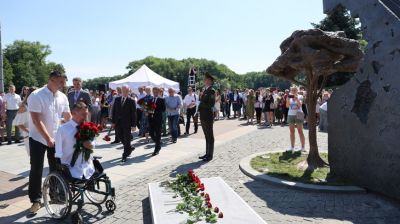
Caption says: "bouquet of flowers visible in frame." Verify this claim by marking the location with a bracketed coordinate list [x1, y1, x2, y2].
[138, 98, 157, 115]
[137, 98, 145, 108]
[160, 170, 223, 223]
[71, 122, 102, 167]
[147, 102, 157, 114]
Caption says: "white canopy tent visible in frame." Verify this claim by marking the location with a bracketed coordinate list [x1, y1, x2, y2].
[108, 64, 180, 92]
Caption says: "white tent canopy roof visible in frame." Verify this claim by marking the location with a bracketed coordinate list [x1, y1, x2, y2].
[108, 64, 180, 92]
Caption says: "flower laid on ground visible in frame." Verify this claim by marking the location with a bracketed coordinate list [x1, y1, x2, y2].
[103, 135, 111, 141]
[71, 122, 102, 167]
[160, 170, 223, 223]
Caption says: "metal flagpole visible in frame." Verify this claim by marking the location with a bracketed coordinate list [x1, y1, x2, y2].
[0, 22, 4, 93]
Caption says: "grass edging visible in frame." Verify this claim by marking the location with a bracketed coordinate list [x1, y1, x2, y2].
[239, 151, 366, 193]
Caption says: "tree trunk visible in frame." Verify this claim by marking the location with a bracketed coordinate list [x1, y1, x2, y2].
[305, 72, 328, 170]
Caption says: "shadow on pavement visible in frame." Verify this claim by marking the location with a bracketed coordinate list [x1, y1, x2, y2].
[142, 197, 152, 224]
[243, 180, 400, 224]
[0, 182, 28, 202]
[169, 160, 205, 178]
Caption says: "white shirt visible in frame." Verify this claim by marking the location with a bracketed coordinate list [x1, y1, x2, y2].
[183, 94, 198, 109]
[55, 120, 95, 179]
[28, 86, 70, 146]
[4, 93, 21, 110]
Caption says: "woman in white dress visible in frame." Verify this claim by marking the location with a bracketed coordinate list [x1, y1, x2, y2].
[13, 87, 36, 156]
[214, 90, 221, 120]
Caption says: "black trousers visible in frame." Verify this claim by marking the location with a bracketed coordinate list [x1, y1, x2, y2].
[255, 108, 262, 122]
[221, 103, 226, 117]
[28, 138, 56, 203]
[283, 108, 289, 123]
[136, 109, 143, 130]
[186, 107, 198, 133]
[201, 119, 214, 159]
[116, 125, 132, 159]
[225, 103, 231, 117]
[149, 118, 162, 152]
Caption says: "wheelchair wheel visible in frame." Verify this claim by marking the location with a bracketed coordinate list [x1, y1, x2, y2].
[42, 172, 72, 219]
[105, 200, 116, 212]
[84, 178, 109, 204]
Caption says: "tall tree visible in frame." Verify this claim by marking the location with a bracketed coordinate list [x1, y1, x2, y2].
[3, 40, 64, 91]
[312, 6, 361, 40]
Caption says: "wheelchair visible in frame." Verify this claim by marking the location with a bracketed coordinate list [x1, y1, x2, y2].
[42, 157, 116, 223]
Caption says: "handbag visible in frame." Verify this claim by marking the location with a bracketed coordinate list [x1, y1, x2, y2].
[179, 115, 185, 124]
[296, 111, 305, 120]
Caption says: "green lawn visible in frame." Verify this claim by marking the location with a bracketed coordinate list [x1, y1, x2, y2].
[250, 152, 351, 186]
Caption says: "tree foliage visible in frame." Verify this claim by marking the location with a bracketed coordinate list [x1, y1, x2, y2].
[312, 6, 363, 88]
[312, 6, 361, 40]
[2, 40, 64, 91]
[85, 56, 291, 93]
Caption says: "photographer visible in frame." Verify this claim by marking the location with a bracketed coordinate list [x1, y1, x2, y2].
[286, 87, 305, 153]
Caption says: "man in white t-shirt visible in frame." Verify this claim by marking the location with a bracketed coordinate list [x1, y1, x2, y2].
[183, 87, 199, 134]
[27, 71, 71, 215]
[4, 85, 22, 144]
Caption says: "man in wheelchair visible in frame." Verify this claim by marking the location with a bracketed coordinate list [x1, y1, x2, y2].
[55, 102, 96, 180]
[42, 102, 115, 223]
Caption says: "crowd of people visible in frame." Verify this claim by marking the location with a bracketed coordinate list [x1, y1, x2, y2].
[0, 77, 332, 153]
[0, 70, 333, 215]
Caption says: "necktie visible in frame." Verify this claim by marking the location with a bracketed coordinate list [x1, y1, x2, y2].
[74, 91, 79, 103]
[122, 97, 126, 106]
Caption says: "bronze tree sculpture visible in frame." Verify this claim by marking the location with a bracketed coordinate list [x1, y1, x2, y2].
[267, 29, 363, 169]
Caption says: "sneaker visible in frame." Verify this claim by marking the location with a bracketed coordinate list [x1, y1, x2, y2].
[286, 147, 295, 152]
[300, 148, 307, 153]
[28, 202, 41, 215]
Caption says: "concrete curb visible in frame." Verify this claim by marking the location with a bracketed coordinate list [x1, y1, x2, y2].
[239, 151, 367, 193]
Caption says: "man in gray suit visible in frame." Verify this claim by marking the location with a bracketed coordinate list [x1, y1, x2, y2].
[67, 77, 92, 110]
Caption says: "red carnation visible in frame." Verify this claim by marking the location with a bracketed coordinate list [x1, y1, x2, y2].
[200, 192, 205, 196]
[207, 202, 212, 208]
[214, 207, 219, 213]
[103, 135, 111, 141]
[218, 212, 223, 218]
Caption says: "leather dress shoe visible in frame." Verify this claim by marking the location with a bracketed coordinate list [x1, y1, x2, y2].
[152, 151, 159, 156]
[121, 158, 127, 163]
[202, 157, 213, 162]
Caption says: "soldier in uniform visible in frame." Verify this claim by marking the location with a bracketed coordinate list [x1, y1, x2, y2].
[198, 72, 216, 162]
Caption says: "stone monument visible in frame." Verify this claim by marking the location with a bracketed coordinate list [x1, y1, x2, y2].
[267, 28, 363, 169]
[325, 0, 400, 200]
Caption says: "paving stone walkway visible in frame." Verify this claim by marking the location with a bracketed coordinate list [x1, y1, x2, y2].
[5, 123, 400, 224]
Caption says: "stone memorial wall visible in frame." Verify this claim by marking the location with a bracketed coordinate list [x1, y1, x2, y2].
[324, 0, 400, 200]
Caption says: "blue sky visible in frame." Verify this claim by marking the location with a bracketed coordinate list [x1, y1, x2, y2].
[1, 0, 325, 82]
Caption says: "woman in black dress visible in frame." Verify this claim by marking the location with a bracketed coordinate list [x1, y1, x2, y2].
[262, 89, 274, 127]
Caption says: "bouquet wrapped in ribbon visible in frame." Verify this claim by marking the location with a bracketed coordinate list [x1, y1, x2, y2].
[71, 122, 102, 167]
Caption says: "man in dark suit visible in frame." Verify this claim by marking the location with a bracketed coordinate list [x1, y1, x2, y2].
[111, 85, 137, 163]
[198, 72, 216, 162]
[148, 87, 166, 156]
[67, 77, 92, 110]
[225, 89, 232, 119]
